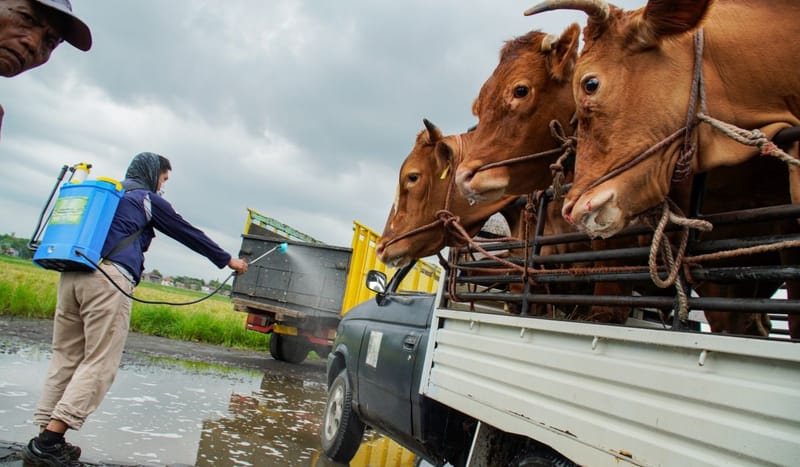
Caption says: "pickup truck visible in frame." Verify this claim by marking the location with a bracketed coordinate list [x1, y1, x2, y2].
[320, 264, 475, 466]
[321, 186, 800, 466]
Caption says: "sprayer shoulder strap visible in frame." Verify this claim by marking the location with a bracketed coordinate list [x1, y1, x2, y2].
[102, 192, 153, 261]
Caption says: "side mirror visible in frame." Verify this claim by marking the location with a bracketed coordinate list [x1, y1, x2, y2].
[365, 270, 387, 294]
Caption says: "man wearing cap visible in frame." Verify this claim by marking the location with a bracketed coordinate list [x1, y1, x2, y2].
[0, 0, 91, 137]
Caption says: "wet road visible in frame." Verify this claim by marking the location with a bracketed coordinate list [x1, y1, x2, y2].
[0, 317, 352, 466]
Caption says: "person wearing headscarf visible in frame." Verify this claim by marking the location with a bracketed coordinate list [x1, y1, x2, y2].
[24, 152, 248, 467]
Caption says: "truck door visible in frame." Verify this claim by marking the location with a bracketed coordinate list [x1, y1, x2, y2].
[356, 294, 433, 438]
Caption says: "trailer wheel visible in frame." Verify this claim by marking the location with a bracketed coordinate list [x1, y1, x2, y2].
[269, 334, 284, 361]
[279, 335, 309, 364]
[321, 369, 365, 462]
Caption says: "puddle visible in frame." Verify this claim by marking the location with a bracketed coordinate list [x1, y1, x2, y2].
[0, 341, 333, 466]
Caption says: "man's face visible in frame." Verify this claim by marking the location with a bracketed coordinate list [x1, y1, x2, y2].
[157, 170, 170, 193]
[0, 0, 63, 77]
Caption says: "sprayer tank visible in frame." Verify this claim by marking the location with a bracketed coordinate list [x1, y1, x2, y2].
[33, 179, 124, 272]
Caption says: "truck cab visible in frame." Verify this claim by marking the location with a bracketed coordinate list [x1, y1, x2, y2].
[321, 264, 473, 466]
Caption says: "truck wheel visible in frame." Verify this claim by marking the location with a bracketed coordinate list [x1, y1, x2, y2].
[509, 446, 577, 467]
[321, 369, 365, 462]
[269, 334, 284, 361]
[279, 335, 309, 364]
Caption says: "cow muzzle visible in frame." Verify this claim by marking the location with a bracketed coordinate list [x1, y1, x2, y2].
[562, 187, 625, 239]
[455, 164, 509, 204]
[376, 240, 412, 268]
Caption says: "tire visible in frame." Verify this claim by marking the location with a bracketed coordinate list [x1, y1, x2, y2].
[320, 369, 365, 462]
[279, 335, 309, 364]
[269, 333, 284, 361]
[508, 445, 577, 467]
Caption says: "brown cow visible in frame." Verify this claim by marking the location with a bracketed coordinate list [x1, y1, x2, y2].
[376, 120, 518, 268]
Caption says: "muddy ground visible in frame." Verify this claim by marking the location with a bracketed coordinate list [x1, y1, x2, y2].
[0, 316, 327, 467]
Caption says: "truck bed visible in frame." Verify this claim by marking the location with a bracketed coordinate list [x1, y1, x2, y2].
[421, 309, 800, 466]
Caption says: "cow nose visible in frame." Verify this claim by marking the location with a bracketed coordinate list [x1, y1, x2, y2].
[570, 188, 621, 238]
[561, 199, 576, 224]
[455, 167, 478, 199]
[455, 166, 474, 188]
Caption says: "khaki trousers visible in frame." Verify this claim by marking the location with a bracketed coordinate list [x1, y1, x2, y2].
[33, 263, 134, 430]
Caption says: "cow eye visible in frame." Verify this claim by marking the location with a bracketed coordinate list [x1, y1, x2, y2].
[582, 76, 600, 95]
[513, 85, 529, 98]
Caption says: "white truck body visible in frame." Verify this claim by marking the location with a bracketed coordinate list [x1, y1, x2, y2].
[420, 292, 800, 466]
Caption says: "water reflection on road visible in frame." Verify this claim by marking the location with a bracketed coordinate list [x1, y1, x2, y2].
[197, 373, 327, 466]
[0, 339, 344, 466]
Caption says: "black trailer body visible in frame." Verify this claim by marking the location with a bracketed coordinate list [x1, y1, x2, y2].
[232, 234, 352, 363]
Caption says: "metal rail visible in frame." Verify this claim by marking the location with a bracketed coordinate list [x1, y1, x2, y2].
[444, 178, 800, 335]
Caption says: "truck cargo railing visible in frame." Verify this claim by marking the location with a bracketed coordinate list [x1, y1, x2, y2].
[441, 180, 800, 339]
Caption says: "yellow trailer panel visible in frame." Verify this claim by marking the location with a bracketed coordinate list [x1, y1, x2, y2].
[341, 220, 440, 316]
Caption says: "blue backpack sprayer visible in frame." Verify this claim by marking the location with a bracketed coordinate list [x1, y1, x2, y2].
[29, 163, 124, 271]
[29, 163, 288, 305]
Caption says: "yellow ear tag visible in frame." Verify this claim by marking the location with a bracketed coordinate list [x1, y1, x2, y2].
[439, 164, 451, 180]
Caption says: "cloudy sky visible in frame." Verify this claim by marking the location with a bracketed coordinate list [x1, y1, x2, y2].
[1, 0, 645, 282]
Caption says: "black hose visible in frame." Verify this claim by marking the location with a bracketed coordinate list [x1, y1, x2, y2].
[75, 250, 235, 306]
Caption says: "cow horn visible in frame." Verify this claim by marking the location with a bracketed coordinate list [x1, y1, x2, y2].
[524, 0, 610, 23]
[423, 118, 443, 143]
[540, 33, 559, 52]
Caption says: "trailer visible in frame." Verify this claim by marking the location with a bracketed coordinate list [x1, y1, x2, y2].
[231, 208, 440, 364]
[323, 179, 800, 466]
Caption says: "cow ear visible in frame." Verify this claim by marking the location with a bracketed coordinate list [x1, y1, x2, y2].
[630, 0, 712, 48]
[435, 138, 456, 180]
[545, 23, 581, 82]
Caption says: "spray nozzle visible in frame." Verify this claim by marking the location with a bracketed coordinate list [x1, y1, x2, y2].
[248, 242, 289, 266]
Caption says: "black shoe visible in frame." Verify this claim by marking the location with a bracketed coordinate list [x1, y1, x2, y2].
[21, 438, 83, 467]
[64, 441, 81, 461]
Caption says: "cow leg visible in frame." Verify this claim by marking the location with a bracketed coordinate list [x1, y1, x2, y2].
[698, 282, 775, 336]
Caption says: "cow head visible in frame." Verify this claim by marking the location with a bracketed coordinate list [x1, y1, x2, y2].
[377, 119, 516, 268]
[525, 0, 713, 238]
[455, 24, 580, 204]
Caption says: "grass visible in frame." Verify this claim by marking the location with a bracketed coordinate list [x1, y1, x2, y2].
[0, 255, 271, 351]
